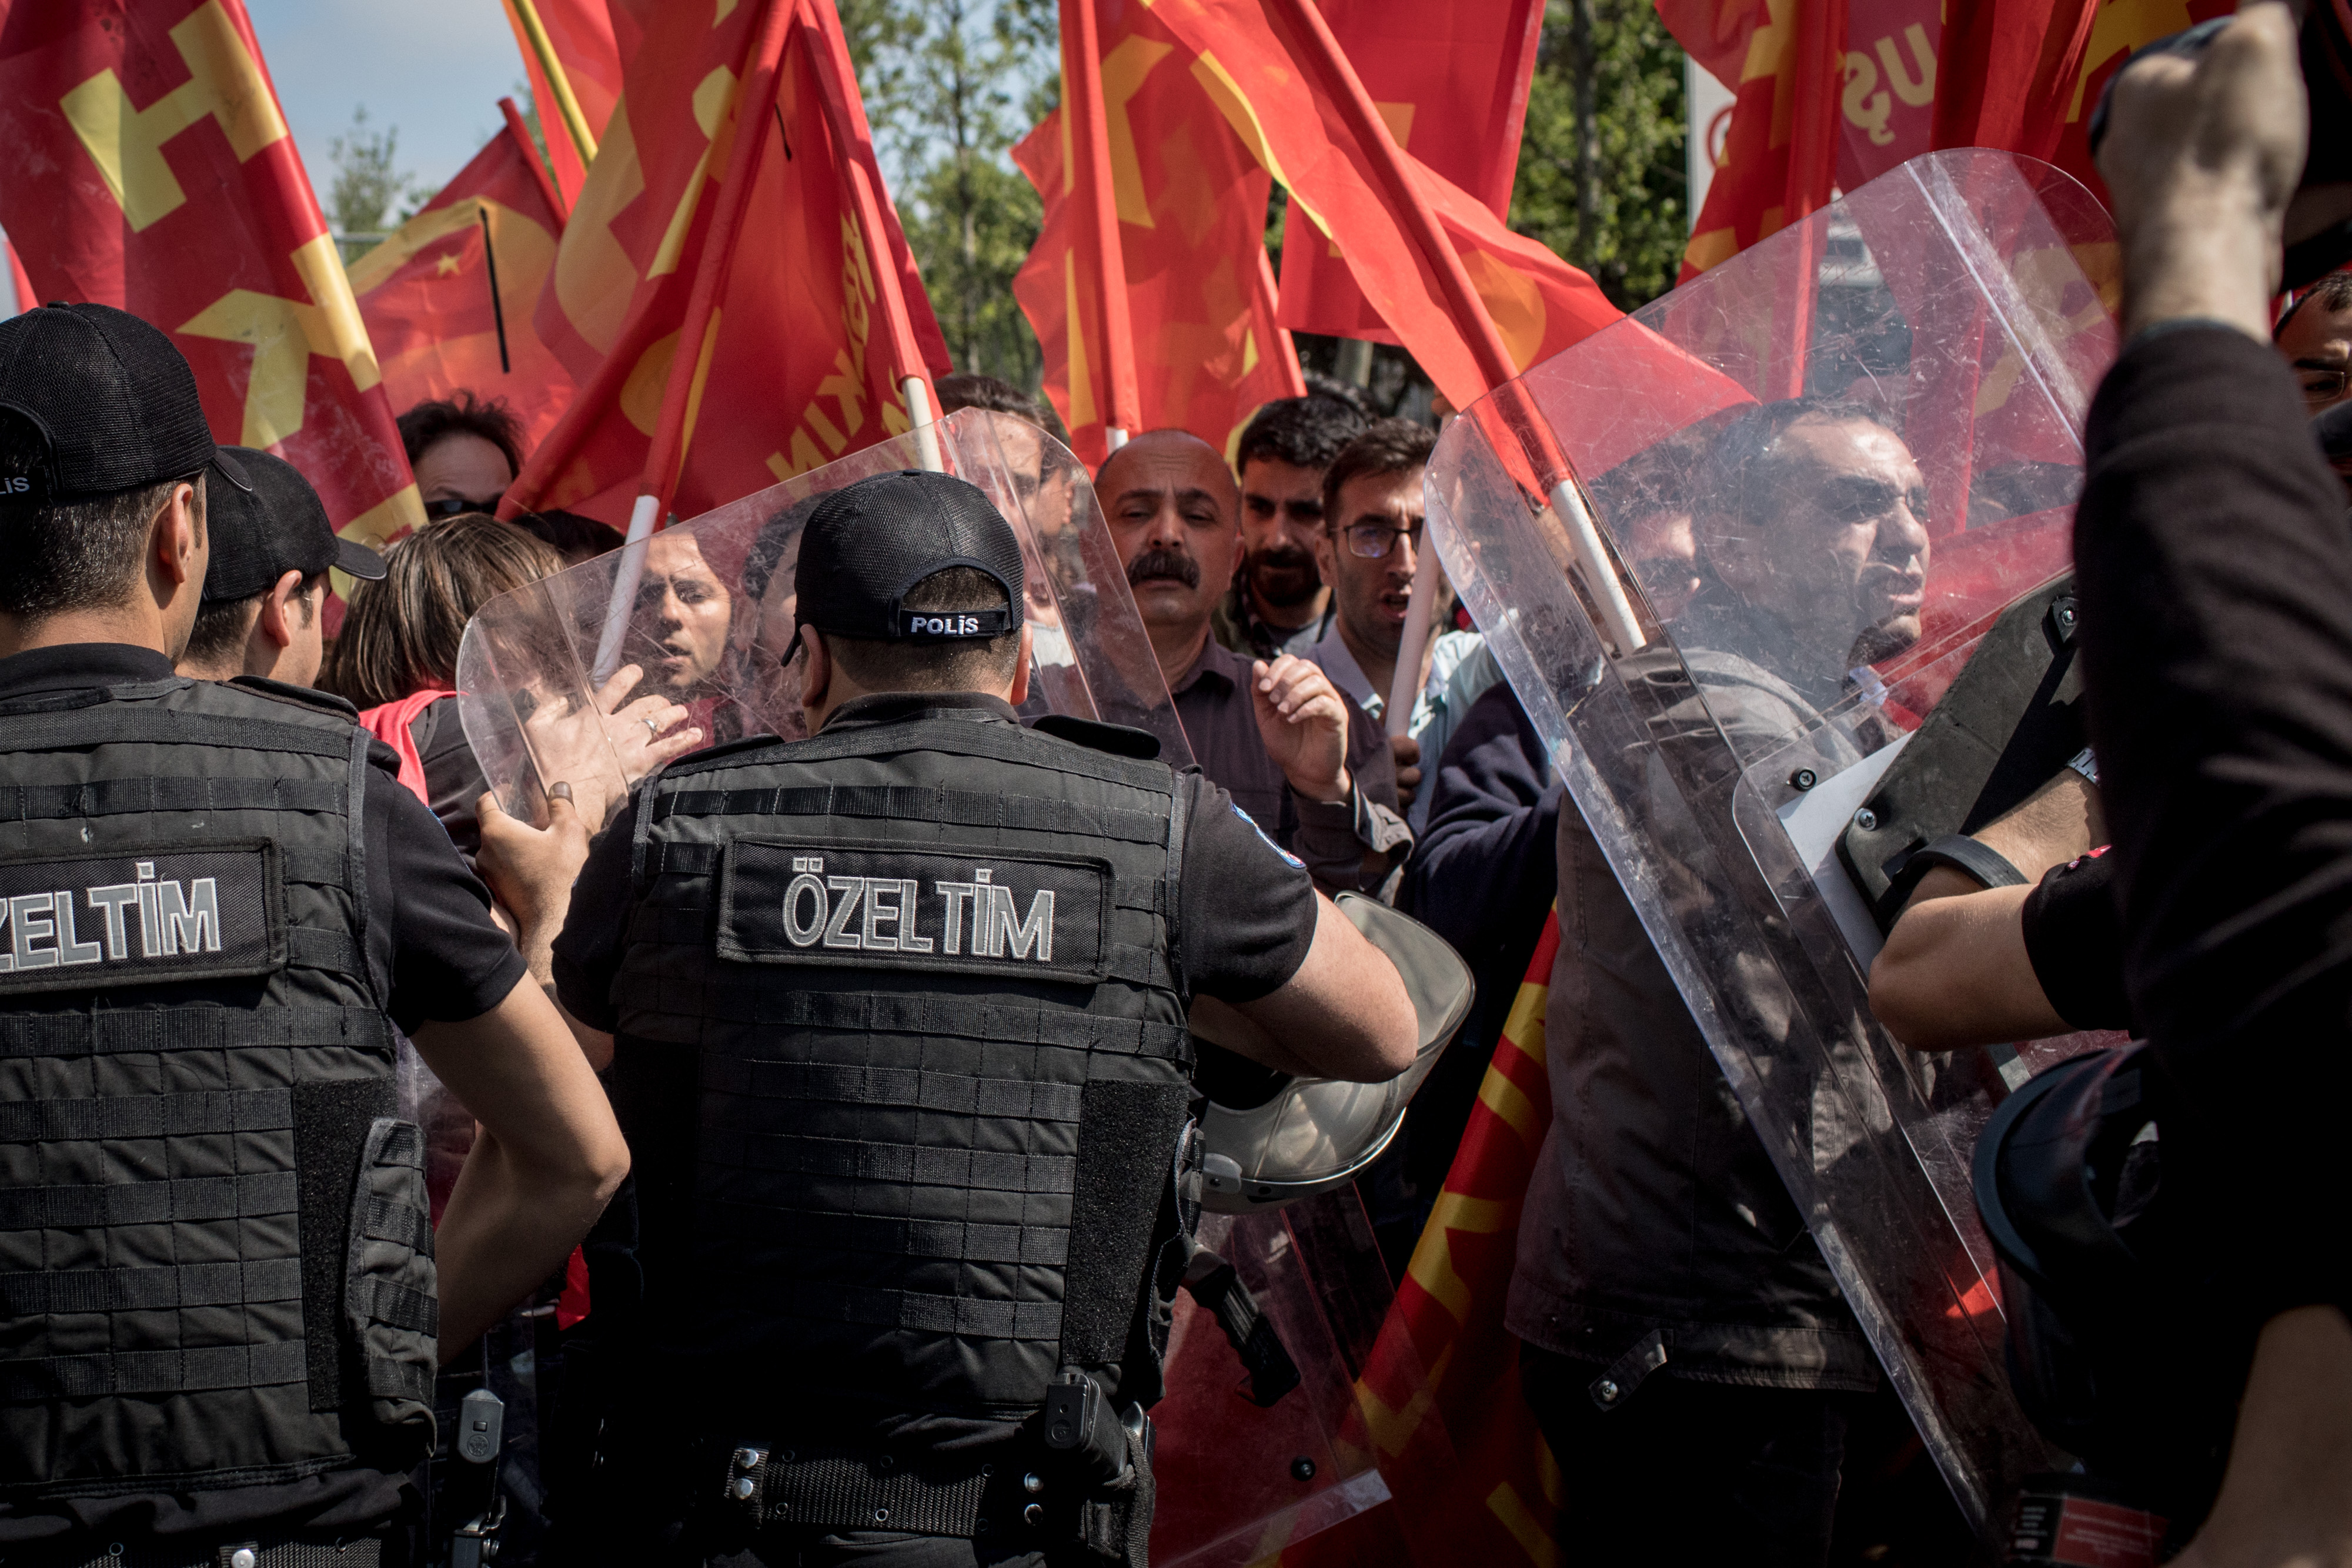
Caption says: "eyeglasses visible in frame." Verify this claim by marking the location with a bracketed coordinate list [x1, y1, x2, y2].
[1818, 476, 1930, 528]
[1340, 520, 1424, 559]
[2296, 366, 2350, 407]
[425, 495, 507, 519]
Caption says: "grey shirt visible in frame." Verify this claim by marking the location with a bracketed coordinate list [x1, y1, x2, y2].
[1170, 634, 1410, 894]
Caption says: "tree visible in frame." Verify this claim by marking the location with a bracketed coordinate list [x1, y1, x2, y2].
[325, 105, 422, 254]
[1512, 0, 1688, 312]
[852, 0, 1055, 387]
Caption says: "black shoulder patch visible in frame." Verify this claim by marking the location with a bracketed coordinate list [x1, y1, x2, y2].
[0, 841, 286, 993]
[717, 837, 1110, 985]
[231, 675, 360, 720]
[1027, 713, 1162, 761]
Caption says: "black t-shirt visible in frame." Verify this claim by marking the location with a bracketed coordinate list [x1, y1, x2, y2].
[0, 644, 526, 1549]
[412, 693, 493, 862]
[2019, 847, 2130, 1032]
[553, 692, 1317, 1028]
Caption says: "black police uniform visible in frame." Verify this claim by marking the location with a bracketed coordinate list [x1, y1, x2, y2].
[546, 473, 1323, 1567]
[0, 648, 530, 1563]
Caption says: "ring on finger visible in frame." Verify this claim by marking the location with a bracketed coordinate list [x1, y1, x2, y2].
[644, 717, 661, 736]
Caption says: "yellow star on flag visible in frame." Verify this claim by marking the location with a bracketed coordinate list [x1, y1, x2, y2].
[435, 252, 462, 277]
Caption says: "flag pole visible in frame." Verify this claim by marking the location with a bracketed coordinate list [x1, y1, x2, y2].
[806, 0, 944, 470]
[589, 0, 797, 681]
[504, 0, 599, 171]
[1061, 0, 1141, 447]
[1261, 0, 1646, 656]
[1256, 247, 1308, 398]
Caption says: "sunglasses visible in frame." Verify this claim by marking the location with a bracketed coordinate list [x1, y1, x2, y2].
[425, 495, 507, 519]
[1817, 476, 1930, 528]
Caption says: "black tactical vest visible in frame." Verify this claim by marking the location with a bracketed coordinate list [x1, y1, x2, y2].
[609, 704, 1197, 1443]
[0, 676, 437, 1507]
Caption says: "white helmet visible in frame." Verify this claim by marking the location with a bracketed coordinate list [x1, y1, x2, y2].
[1194, 892, 1473, 1214]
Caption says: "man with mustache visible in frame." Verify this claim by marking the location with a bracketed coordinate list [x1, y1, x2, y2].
[1100, 429, 1408, 894]
[1511, 398, 1929, 1564]
[629, 528, 735, 704]
[1212, 393, 1367, 658]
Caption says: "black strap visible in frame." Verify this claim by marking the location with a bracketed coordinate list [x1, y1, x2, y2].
[0, 775, 346, 824]
[1878, 833, 2030, 923]
[349, 1276, 438, 1336]
[656, 783, 1170, 849]
[1162, 773, 1192, 999]
[679, 714, 1170, 790]
[53, 1530, 382, 1568]
[700, 1057, 1084, 1121]
[0, 1258, 300, 1314]
[726, 1443, 994, 1537]
[342, 723, 377, 1009]
[286, 927, 365, 976]
[0, 1171, 298, 1231]
[683, 987, 1194, 1061]
[704, 1132, 1076, 1196]
[358, 1193, 434, 1256]
[695, 1200, 1070, 1268]
[0, 1005, 390, 1059]
[1179, 1246, 1300, 1407]
[0, 1088, 292, 1141]
[0, 708, 353, 758]
[0, 1337, 308, 1400]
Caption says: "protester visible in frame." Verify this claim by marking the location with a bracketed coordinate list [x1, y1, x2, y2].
[1214, 392, 1368, 657]
[323, 511, 699, 855]
[2069, 5, 2352, 1554]
[477, 468, 1418, 1563]
[399, 390, 526, 517]
[1098, 427, 1408, 892]
[0, 302, 626, 1563]
[1593, 433, 1706, 624]
[934, 369, 1048, 423]
[176, 443, 386, 686]
[1505, 396, 1933, 1565]
[1304, 418, 1501, 830]
[2276, 269, 2352, 417]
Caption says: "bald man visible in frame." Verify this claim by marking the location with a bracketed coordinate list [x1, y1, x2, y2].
[1100, 429, 1408, 893]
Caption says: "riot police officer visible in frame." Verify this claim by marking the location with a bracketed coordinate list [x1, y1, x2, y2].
[0, 303, 628, 1565]
[521, 469, 1419, 1566]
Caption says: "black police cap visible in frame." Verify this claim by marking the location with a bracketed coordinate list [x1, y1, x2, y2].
[0, 302, 249, 511]
[202, 446, 386, 605]
[794, 469, 1025, 643]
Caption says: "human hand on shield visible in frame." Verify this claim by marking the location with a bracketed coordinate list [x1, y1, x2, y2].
[2096, 2, 2306, 340]
[522, 661, 702, 824]
[1251, 655, 1352, 805]
[475, 783, 590, 985]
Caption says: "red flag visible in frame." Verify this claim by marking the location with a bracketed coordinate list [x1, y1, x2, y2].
[1340, 912, 1565, 1567]
[1274, 0, 1546, 346]
[1010, 1, 1306, 467]
[501, 0, 623, 209]
[350, 103, 577, 454]
[1145, 0, 1621, 413]
[507, 0, 948, 526]
[0, 0, 424, 557]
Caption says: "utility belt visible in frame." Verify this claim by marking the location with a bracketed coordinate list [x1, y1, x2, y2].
[31, 1534, 385, 1568]
[709, 1372, 1154, 1567]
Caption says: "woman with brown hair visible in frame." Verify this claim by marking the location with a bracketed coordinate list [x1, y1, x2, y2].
[323, 511, 700, 856]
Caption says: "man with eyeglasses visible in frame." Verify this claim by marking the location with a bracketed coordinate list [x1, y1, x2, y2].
[1098, 429, 1408, 894]
[1303, 419, 1502, 833]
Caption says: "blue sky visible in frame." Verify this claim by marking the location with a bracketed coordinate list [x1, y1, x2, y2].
[7, 1, 526, 314]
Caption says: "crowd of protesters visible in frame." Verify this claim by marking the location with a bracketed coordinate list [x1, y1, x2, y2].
[4, 7, 2351, 1563]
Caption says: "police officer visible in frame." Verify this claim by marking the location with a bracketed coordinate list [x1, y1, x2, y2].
[0, 303, 628, 1565]
[513, 470, 1418, 1566]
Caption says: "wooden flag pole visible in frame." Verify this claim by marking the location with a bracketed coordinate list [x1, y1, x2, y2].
[1262, 0, 1646, 657]
[806, 0, 944, 470]
[1061, 0, 1141, 446]
[590, 0, 796, 681]
[505, 0, 599, 170]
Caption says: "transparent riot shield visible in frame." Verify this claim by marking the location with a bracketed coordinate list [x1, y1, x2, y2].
[1425, 151, 2120, 1537]
[455, 406, 1192, 822]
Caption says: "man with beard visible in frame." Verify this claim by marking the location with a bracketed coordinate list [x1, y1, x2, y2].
[627, 527, 736, 712]
[1100, 429, 1408, 894]
[1212, 394, 1367, 658]
[1511, 398, 1929, 1565]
